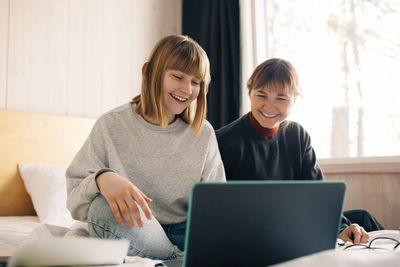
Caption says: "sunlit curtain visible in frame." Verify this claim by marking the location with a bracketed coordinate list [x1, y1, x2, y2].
[239, 0, 268, 114]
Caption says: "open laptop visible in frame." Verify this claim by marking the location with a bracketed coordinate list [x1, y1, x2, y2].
[162, 181, 345, 267]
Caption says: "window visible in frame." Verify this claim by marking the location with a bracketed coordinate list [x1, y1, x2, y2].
[244, 0, 400, 158]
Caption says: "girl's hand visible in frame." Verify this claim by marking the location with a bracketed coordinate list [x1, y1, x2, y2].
[339, 223, 369, 244]
[95, 171, 152, 228]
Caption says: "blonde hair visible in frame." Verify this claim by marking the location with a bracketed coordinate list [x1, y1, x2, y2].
[131, 35, 210, 134]
[247, 58, 301, 100]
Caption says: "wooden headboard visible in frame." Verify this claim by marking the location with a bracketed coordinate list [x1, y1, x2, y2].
[0, 110, 95, 216]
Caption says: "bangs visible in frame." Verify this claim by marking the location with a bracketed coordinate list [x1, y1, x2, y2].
[254, 79, 295, 96]
[166, 44, 209, 81]
[248, 60, 300, 97]
[134, 34, 209, 133]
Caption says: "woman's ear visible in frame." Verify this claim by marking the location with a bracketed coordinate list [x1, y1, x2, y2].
[291, 94, 298, 106]
[142, 62, 149, 76]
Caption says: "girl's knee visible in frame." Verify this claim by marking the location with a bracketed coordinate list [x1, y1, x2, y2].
[88, 195, 115, 222]
[88, 220, 119, 239]
[87, 195, 183, 260]
[88, 195, 122, 239]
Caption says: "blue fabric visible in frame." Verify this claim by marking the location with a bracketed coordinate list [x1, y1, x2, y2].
[161, 221, 187, 251]
[87, 195, 184, 260]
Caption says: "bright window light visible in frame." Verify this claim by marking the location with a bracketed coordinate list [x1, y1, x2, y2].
[257, 0, 400, 158]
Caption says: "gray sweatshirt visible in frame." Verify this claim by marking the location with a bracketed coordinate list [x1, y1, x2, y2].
[66, 103, 226, 224]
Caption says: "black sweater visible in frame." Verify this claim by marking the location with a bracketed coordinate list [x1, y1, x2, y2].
[216, 114, 323, 181]
[216, 113, 349, 231]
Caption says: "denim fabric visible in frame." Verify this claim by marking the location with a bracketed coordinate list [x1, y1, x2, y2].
[87, 195, 184, 260]
[161, 221, 187, 251]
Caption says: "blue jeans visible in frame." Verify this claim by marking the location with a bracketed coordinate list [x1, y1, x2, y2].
[87, 195, 185, 260]
[161, 221, 186, 251]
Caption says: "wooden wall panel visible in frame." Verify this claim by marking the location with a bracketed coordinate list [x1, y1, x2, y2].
[81, 0, 101, 117]
[3, 0, 181, 118]
[7, 0, 31, 111]
[67, 0, 85, 117]
[325, 173, 400, 230]
[7, 0, 69, 114]
[67, 0, 102, 118]
[100, 0, 182, 114]
[48, 0, 68, 115]
[29, 0, 52, 113]
[0, 0, 8, 109]
[114, 0, 138, 110]
[101, 0, 119, 113]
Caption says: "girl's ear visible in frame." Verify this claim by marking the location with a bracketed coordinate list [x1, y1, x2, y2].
[291, 95, 297, 106]
[142, 62, 149, 76]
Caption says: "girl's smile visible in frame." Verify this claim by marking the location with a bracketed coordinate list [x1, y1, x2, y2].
[161, 69, 200, 123]
[249, 86, 293, 129]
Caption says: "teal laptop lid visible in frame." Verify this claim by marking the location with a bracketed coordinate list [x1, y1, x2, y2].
[163, 181, 346, 267]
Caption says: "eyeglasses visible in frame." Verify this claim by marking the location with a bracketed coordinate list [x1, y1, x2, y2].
[339, 236, 400, 251]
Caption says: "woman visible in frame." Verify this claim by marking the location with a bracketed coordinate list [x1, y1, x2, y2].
[66, 35, 226, 260]
[216, 58, 383, 244]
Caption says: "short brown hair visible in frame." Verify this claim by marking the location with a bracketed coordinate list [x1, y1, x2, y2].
[247, 58, 301, 99]
[131, 35, 210, 134]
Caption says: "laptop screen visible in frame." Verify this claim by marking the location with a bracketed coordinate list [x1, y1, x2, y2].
[180, 181, 345, 267]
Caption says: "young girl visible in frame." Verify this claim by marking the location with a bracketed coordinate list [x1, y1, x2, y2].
[216, 58, 383, 244]
[66, 35, 226, 260]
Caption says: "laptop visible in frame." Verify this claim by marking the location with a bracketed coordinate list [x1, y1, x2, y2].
[162, 181, 345, 267]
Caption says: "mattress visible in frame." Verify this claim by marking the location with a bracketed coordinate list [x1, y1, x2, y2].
[0, 216, 40, 257]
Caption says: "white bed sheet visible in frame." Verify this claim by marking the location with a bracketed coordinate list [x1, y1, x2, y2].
[272, 230, 400, 267]
[1, 219, 160, 267]
[0, 216, 40, 256]
[2, 218, 399, 267]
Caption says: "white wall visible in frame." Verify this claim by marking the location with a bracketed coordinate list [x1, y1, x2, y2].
[0, 0, 181, 118]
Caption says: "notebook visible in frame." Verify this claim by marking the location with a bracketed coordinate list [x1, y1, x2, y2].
[162, 181, 346, 267]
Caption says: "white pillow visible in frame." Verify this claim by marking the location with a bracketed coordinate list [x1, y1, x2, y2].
[18, 163, 76, 227]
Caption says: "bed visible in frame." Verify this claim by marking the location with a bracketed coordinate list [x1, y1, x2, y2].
[0, 109, 161, 267]
[0, 110, 94, 257]
[0, 216, 40, 256]
[0, 109, 399, 267]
